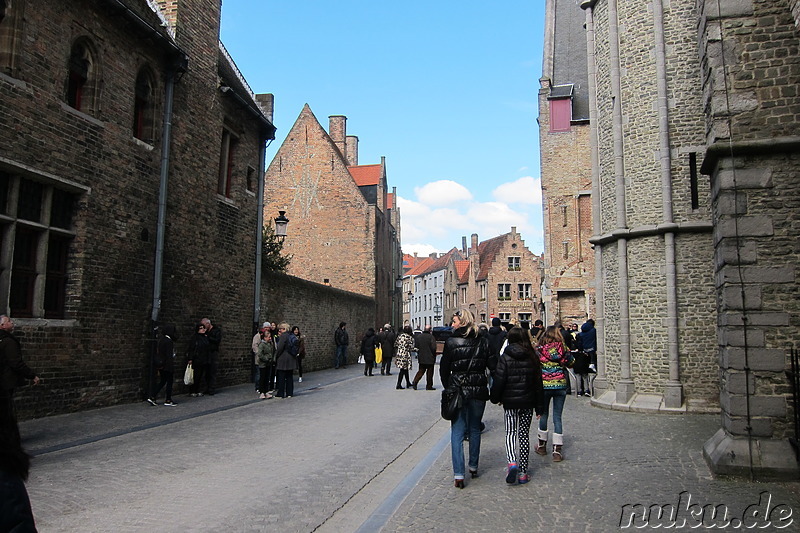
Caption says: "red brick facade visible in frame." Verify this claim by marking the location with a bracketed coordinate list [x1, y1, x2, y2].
[458, 229, 543, 327]
[263, 106, 402, 327]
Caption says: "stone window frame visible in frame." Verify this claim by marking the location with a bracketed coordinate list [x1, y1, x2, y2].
[0, 169, 85, 319]
[132, 65, 158, 144]
[497, 283, 511, 300]
[498, 312, 511, 322]
[507, 256, 521, 271]
[0, 0, 24, 77]
[517, 312, 532, 324]
[518, 283, 532, 300]
[217, 126, 240, 198]
[65, 37, 101, 115]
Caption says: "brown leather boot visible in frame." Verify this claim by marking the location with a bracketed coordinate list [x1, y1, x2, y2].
[552, 444, 563, 462]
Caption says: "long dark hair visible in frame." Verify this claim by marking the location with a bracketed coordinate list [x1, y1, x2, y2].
[507, 326, 537, 362]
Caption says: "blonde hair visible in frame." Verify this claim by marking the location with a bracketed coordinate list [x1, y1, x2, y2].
[453, 309, 479, 337]
[277, 322, 290, 331]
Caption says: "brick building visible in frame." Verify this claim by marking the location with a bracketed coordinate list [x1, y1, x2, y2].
[457, 229, 543, 327]
[578, 0, 800, 478]
[538, 0, 595, 327]
[263, 106, 402, 328]
[0, 0, 278, 417]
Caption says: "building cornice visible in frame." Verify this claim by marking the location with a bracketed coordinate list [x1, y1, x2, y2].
[700, 136, 800, 175]
[589, 221, 712, 246]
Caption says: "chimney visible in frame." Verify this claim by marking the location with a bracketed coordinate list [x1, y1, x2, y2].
[345, 135, 358, 165]
[462, 236, 467, 255]
[255, 93, 274, 124]
[471, 233, 479, 254]
[329, 115, 347, 160]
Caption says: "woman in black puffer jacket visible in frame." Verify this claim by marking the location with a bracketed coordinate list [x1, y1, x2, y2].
[490, 327, 545, 485]
[439, 309, 492, 488]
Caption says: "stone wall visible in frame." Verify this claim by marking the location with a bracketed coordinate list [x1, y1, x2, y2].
[697, 0, 800, 480]
[584, 0, 718, 411]
[2, 0, 269, 418]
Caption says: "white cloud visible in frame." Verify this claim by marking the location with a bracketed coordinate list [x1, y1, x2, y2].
[402, 243, 440, 257]
[492, 176, 542, 205]
[414, 180, 473, 207]
[397, 175, 546, 257]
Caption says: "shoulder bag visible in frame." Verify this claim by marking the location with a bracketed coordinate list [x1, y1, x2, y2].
[441, 350, 478, 421]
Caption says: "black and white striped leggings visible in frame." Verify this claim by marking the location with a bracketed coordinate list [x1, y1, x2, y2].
[504, 408, 534, 472]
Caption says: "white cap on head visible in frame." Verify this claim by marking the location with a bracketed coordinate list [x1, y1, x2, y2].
[384, 323, 391, 329]
[263, 322, 271, 328]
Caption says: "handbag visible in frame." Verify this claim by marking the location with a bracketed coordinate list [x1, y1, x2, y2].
[375, 346, 383, 364]
[183, 363, 194, 385]
[441, 377, 463, 421]
[441, 349, 479, 421]
[358, 355, 365, 364]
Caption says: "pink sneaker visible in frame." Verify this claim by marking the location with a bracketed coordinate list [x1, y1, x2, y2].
[518, 472, 530, 484]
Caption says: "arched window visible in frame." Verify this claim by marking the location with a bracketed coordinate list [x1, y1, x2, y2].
[132, 66, 157, 143]
[0, 0, 25, 76]
[66, 39, 99, 113]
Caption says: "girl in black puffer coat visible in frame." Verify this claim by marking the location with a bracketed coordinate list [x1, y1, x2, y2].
[490, 327, 545, 484]
[439, 309, 493, 488]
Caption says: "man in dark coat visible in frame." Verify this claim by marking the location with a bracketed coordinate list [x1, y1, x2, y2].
[201, 318, 221, 395]
[486, 317, 507, 373]
[411, 325, 437, 390]
[147, 324, 177, 406]
[334, 322, 349, 369]
[377, 324, 396, 375]
[578, 319, 597, 370]
[0, 315, 40, 446]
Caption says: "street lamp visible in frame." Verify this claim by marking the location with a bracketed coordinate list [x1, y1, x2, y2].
[274, 210, 289, 241]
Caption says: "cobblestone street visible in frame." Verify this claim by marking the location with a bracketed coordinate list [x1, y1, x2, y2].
[20, 366, 800, 532]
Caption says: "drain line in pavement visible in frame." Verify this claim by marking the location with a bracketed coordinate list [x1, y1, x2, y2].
[354, 430, 450, 532]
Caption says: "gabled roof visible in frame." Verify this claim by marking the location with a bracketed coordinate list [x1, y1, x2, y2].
[455, 260, 470, 283]
[420, 248, 463, 275]
[349, 164, 382, 186]
[476, 234, 508, 281]
[402, 253, 423, 273]
[406, 257, 434, 276]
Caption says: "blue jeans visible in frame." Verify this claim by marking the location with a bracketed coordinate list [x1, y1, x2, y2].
[450, 398, 486, 478]
[335, 345, 347, 368]
[539, 389, 567, 434]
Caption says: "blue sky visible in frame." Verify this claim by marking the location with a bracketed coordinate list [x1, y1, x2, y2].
[219, 0, 545, 256]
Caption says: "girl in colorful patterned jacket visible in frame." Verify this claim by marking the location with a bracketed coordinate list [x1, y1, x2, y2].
[533, 325, 574, 462]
